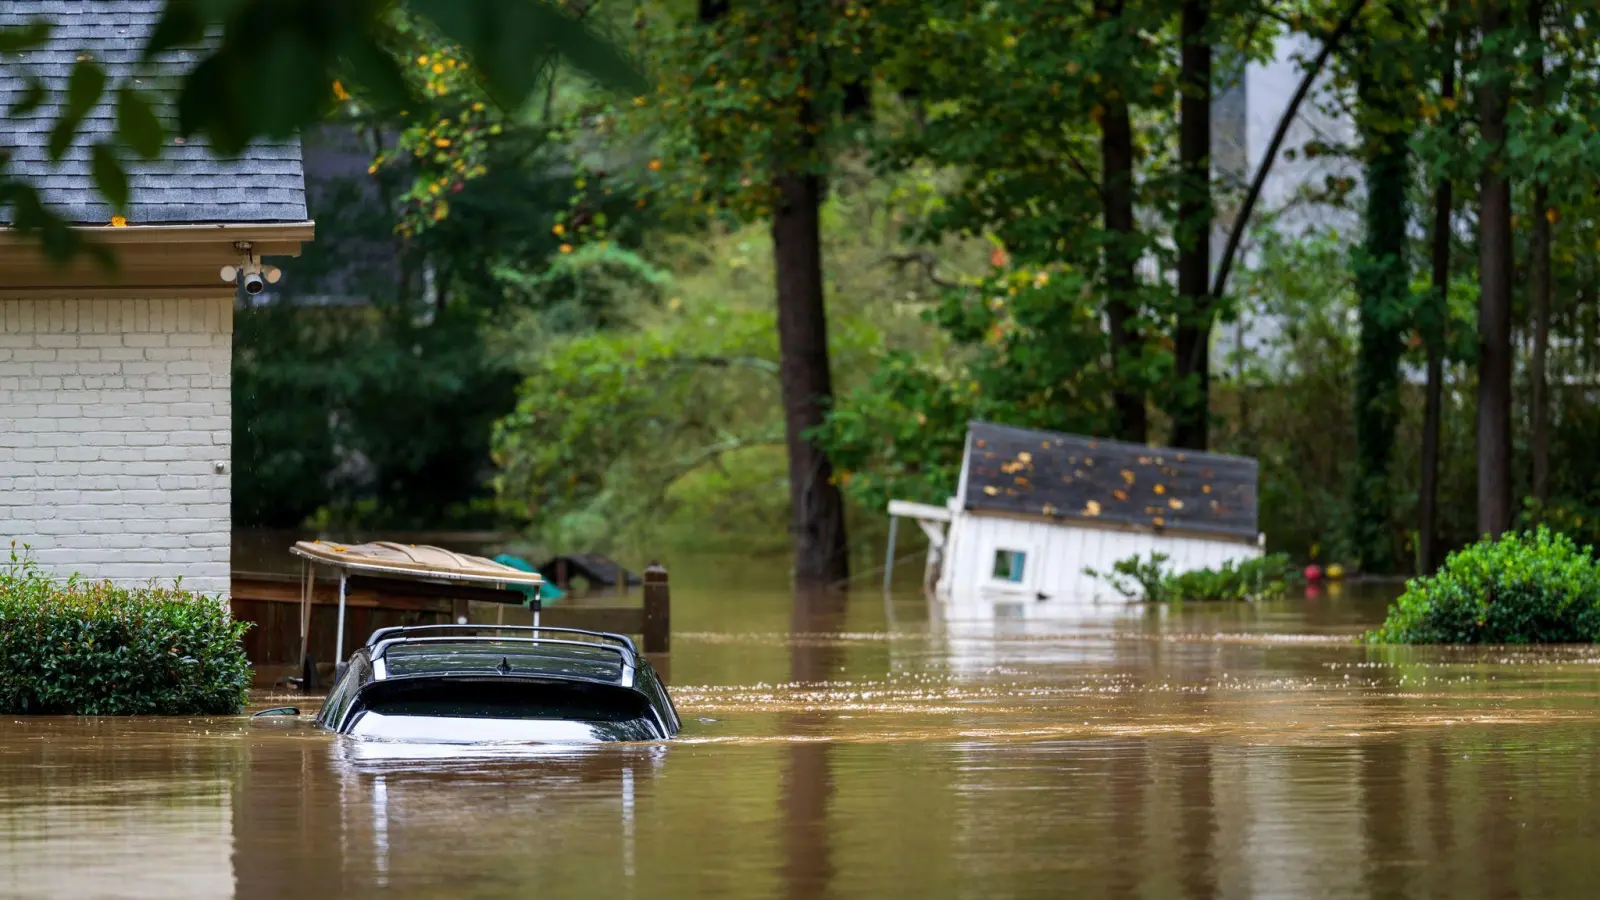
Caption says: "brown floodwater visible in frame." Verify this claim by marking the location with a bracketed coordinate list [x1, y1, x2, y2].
[7, 557, 1600, 899]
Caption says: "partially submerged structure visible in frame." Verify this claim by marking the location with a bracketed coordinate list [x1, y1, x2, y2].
[231, 540, 673, 685]
[888, 422, 1263, 603]
[0, 1, 310, 596]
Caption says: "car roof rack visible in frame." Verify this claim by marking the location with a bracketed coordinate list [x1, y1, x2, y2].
[364, 624, 638, 656]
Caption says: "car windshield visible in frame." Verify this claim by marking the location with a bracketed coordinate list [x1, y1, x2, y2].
[382, 640, 625, 682]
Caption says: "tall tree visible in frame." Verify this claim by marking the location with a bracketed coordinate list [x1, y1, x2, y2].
[1171, 0, 1212, 450]
[772, 123, 851, 585]
[1528, 0, 1552, 506]
[1418, 17, 1456, 574]
[1099, 0, 1150, 444]
[1476, 0, 1515, 537]
[1349, 9, 1414, 574]
[771, 0, 850, 586]
[617, 0, 864, 584]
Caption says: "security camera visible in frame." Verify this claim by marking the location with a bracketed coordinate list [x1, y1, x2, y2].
[220, 250, 281, 295]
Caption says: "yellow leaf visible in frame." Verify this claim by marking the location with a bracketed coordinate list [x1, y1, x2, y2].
[109, 216, 127, 227]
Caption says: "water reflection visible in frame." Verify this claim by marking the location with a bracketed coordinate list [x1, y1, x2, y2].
[781, 590, 846, 900]
[13, 570, 1600, 897]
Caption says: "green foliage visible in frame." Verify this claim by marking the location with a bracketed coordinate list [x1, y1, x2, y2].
[489, 167, 971, 550]
[3, 0, 640, 260]
[1085, 552, 1297, 603]
[1369, 528, 1600, 644]
[1349, 35, 1417, 575]
[235, 301, 516, 530]
[0, 551, 252, 715]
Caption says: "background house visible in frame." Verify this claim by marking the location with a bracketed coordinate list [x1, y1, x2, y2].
[890, 422, 1263, 605]
[0, 0, 310, 596]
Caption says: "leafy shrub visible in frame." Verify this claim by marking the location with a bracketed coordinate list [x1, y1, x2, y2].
[1368, 527, 1600, 644]
[1085, 552, 1296, 603]
[0, 553, 252, 715]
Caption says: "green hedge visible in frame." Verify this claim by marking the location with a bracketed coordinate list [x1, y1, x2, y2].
[1369, 527, 1600, 644]
[0, 554, 252, 715]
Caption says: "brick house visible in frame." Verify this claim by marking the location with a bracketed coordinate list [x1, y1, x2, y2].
[0, 1, 311, 596]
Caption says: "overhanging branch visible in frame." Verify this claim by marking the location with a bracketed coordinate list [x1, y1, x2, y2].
[1210, 0, 1372, 303]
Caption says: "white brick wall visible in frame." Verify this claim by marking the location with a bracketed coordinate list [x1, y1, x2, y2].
[0, 298, 232, 597]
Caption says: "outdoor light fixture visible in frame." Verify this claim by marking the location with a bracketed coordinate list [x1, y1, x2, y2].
[221, 242, 281, 295]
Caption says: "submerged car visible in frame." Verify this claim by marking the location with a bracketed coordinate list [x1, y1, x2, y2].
[314, 625, 681, 743]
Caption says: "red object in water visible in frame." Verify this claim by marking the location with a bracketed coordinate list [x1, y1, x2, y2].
[1304, 564, 1324, 582]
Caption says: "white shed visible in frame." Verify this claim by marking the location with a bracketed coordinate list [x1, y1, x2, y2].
[888, 421, 1264, 605]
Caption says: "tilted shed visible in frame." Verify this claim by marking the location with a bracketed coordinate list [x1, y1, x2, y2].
[889, 421, 1263, 603]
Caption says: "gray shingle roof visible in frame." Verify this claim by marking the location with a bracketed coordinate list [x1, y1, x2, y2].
[0, 0, 307, 225]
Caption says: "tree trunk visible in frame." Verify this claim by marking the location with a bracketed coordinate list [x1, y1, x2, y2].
[1352, 61, 1411, 574]
[1098, 0, 1147, 444]
[1171, 0, 1212, 451]
[1476, 0, 1514, 538]
[1529, 0, 1551, 506]
[1419, 23, 1455, 575]
[773, 171, 850, 586]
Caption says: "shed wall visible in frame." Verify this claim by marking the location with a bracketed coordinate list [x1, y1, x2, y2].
[0, 297, 231, 596]
[938, 511, 1261, 603]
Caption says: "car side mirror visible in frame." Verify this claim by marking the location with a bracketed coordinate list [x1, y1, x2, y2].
[251, 707, 301, 718]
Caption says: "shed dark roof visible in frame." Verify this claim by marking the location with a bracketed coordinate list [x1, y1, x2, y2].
[0, 0, 306, 225]
[537, 554, 642, 588]
[960, 421, 1260, 542]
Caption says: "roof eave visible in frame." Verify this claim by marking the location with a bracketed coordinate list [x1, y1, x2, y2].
[0, 220, 316, 299]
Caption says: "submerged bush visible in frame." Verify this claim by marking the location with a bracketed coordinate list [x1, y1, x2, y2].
[1369, 528, 1600, 644]
[1086, 552, 1296, 603]
[0, 553, 252, 715]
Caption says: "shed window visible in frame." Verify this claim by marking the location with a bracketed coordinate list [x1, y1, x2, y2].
[992, 549, 1027, 583]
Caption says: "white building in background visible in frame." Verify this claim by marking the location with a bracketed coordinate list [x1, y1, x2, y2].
[1210, 34, 1362, 370]
[888, 421, 1264, 610]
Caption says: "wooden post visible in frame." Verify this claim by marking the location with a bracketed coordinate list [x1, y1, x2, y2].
[642, 562, 670, 654]
[883, 515, 899, 594]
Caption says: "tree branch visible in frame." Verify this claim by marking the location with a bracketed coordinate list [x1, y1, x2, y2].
[1210, 0, 1371, 303]
[666, 355, 782, 375]
[880, 250, 956, 288]
[1060, 147, 1105, 202]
